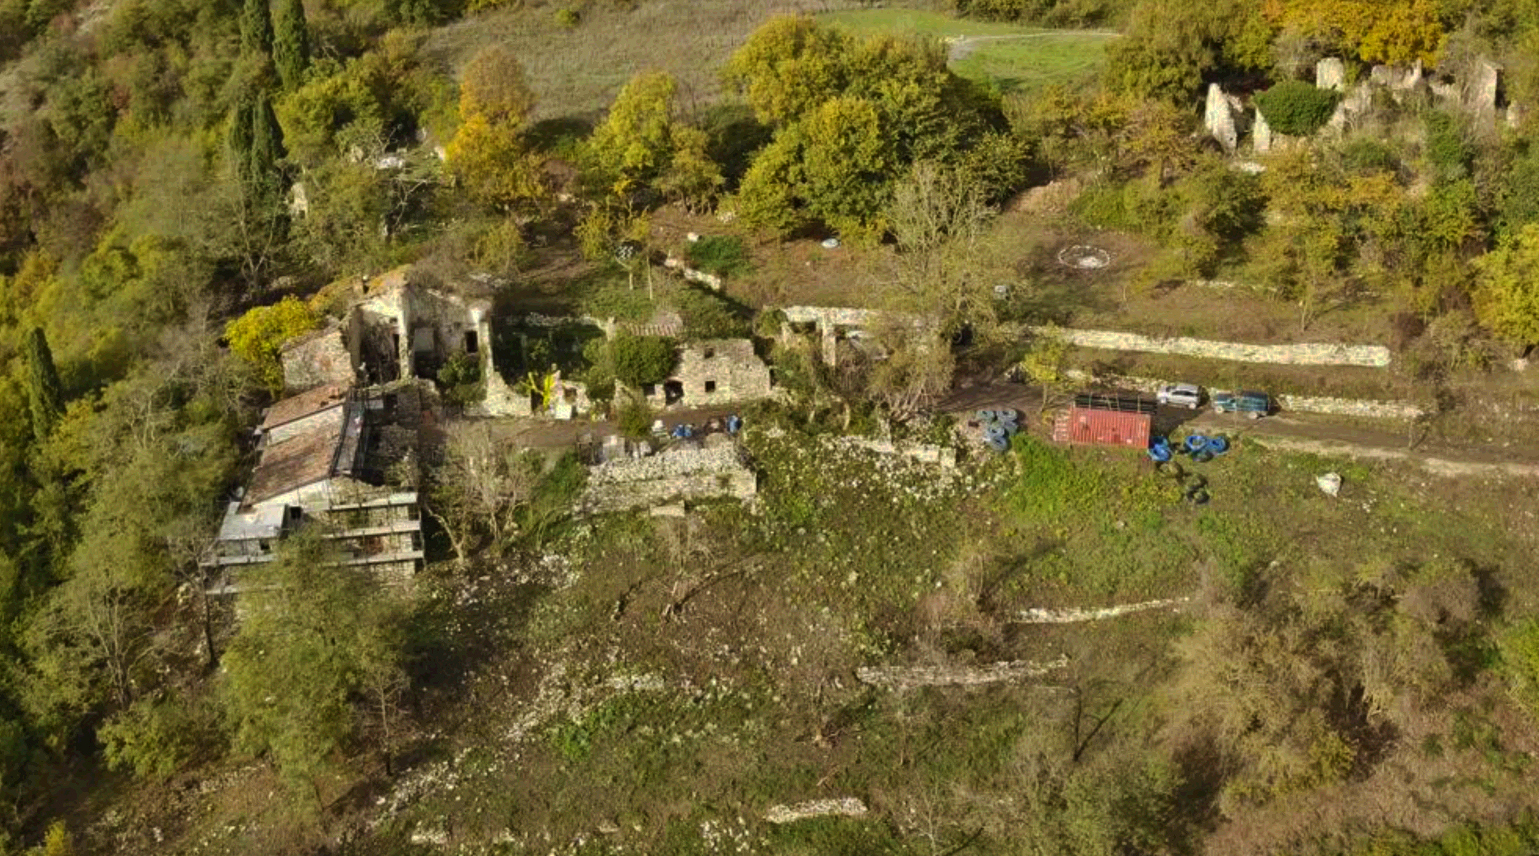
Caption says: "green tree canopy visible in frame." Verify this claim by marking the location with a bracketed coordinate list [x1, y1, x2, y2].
[220, 532, 409, 796]
[446, 46, 544, 211]
[224, 296, 318, 391]
[584, 71, 723, 208]
[610, 334, 678, 388]
[724, 15, 853, 127]
[1254, 80, 1341, 136]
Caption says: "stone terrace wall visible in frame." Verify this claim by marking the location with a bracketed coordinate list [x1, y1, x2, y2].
[1038, 326, 1391, 368]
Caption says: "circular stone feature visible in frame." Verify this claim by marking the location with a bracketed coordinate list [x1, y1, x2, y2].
[1057, 244, 1113, 270]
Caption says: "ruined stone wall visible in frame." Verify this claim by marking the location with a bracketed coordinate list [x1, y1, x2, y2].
[581, 440, 756, 514]
[1204, 83, 1242, 152]
[1036, 326, 1391, 367]
[662, 256, 724, 290]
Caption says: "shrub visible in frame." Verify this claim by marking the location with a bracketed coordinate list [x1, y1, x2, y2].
[224, 296, 319, 393]
[610, 335, 677, 387]
[1497, 618, 1539, 724]
[673, 284, 753, 338]
[1423, 110, 1472, 181]
[617, 398, 654, 440]
[1254, 80, 1341, 136]
[553, 7, 579, 27]
[684, 235, 753, 278]
[98, 697, 200, 780]
[437, 350, 484, 407]
[1341, 137, 1399, 174]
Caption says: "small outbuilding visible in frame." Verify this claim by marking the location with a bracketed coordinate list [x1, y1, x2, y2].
[1052, 393, 1155, 449]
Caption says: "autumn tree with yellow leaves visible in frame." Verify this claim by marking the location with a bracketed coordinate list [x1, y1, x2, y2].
[444, 46, 545, 211]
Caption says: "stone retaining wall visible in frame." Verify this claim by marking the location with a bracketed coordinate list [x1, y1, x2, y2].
[1063, 369, 1423, 420]
[1040, 326, 1391, 367]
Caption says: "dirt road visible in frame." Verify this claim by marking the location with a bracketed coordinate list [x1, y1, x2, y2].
[941, 380, 1539, 478]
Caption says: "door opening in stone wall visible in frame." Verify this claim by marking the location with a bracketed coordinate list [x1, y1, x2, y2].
[464, 330, 478, 354]
[664, 381, 684, 405]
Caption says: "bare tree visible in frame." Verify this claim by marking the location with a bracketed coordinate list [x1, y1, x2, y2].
[866, 320, 957, 422]
[880, 161, 1001, 343]
[427, 422, 535, 564]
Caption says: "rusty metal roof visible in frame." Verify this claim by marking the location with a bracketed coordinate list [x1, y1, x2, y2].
[1052, 406, 1153, 448]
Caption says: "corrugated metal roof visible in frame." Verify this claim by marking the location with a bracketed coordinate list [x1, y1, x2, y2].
[1053, 406, 1152, 448]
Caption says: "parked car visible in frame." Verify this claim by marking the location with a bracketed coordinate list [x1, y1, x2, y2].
[1212, 390, 1273, 419]
[1156, 383, 1203, 410]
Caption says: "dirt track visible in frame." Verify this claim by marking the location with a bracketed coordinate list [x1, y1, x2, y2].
[942, 380, 1539, 478]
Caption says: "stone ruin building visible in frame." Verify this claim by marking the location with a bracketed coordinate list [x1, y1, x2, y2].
[1204, 54, 1518, 155]
[633, 337, 773, 410]
[201, 383, 426, 594]
[279, 266, 524, 417]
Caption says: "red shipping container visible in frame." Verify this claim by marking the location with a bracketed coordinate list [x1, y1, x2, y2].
[1052, 405, 1152, 449]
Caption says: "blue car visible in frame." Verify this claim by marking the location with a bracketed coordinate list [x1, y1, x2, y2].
[1212, 390, 1272, 419]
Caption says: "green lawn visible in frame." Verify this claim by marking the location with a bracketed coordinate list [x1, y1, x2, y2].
[817, 8, 1116, 96]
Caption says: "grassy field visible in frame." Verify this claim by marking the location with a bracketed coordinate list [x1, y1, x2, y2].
[817, 8, 1116, 95]
[424, 0, 870, 122]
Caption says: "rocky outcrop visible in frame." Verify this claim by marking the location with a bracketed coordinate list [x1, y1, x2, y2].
[1204, 83, 1243, 152]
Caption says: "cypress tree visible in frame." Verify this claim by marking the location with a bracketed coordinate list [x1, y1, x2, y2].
[23, 327, 63, 442]
[273, 0, 311, 91]
[248, 91, 287, 194]
[247, 91, 289, 221]
[229, 87, 257, 185]
[240, 0, 274, 59]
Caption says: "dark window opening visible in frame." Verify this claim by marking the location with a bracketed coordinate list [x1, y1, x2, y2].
[259, 540, 271, 553]
[642, 383, 657, 397]
[464, 330, 479, 354]
[704, 380, 717, 393]
[664, 380, 684, 405]
[703, 347, 714, 359]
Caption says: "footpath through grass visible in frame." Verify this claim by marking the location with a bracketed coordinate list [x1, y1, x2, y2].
[817, 8, 1115, 95]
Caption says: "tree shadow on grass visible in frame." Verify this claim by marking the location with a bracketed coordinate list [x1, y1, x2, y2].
[525, 116, 594, 153]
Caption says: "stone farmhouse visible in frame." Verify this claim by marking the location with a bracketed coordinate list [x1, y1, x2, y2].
[633, 338, 773, 409]
[201, 382, 426, 594]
